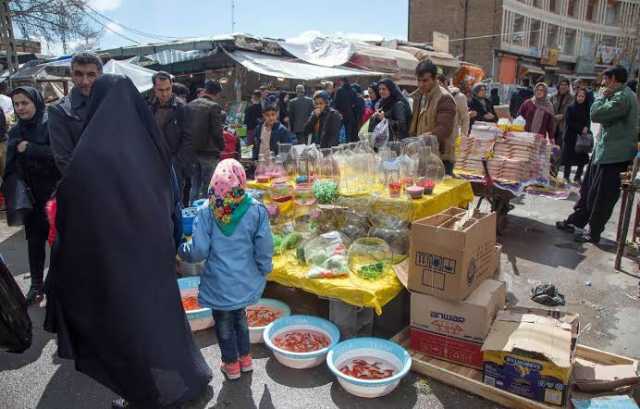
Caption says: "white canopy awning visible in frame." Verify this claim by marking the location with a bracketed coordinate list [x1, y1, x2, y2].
[225, 50, 383, 81]
[103, 59, 157, 92]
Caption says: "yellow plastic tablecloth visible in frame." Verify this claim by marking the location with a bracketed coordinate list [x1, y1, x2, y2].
[257, 178, 475, 314]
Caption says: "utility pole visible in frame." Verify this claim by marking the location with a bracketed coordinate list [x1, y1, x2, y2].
[0, 0, 19, 88]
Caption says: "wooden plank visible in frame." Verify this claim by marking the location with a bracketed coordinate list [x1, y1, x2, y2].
[391, 329, 639, 409]
[575, 344, 638, 368]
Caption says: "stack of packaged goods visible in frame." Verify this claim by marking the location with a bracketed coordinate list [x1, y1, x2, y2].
[407, 207, 504, 370]
[457, 128, 551, 183]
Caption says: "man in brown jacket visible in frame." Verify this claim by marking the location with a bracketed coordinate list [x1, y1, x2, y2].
[410, 60, 458, 175]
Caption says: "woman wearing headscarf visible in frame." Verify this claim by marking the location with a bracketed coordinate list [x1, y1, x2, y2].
[370, 78, 412, 141]
[303, 91, 342, 148]
[468, 83, 496, 128]
[3, 87, 60, 305]
[517, 82, 556, 141]
[46, 74, 211, 409]
[561, 88, 591, 183]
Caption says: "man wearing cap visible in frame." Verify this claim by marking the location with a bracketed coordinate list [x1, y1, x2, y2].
[287, 84, 314, 142]
[187, 80, 225, 200]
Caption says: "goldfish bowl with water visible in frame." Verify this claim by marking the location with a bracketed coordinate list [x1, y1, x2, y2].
[178, 276, 214, 332]
[263, 315, 340, 369]
[247, 298, 291, 344]
[327, 337, 412, 398]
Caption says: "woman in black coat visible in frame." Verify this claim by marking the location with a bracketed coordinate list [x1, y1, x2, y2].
[4, 86, 60, 304]
[468, 83, 497, 128]
[303, 91, 342, 148]
[369, 78, 411, 141]
[561, 88, 591, 183]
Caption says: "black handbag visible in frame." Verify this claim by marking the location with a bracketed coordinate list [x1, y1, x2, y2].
[575, 131, 594, 154]
[0, 255, 32, 353]
[1, 172, 34, 227]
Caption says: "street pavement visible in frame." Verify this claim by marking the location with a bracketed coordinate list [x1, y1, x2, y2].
[1, 190, 639, 409]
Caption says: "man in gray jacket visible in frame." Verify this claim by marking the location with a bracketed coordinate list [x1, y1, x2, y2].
[287, 84, 314, 142]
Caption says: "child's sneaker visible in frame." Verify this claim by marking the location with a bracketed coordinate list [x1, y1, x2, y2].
[221, 361, 241, 380]
[239, 354, 253, 372]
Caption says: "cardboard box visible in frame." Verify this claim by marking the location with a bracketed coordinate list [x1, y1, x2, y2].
[410, 279, 506, 343]
[574, 362, 640, 393]
[481, 307, 580, 407]
[409, 208, 497, 301]
[410, 326, 484, 369]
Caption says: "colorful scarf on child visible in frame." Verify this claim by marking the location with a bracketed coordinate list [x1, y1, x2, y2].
[209, 159, 251, 236]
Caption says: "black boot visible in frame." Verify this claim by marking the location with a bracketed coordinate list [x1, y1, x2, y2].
[112, 398, 133, 409]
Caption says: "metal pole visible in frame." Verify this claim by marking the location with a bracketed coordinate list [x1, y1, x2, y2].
[616, 157, 640, 270]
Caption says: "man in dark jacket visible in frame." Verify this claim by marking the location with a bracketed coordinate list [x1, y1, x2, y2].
[287, 84, 314, 142]
[244, 90, 262, 145]
[253, 105, 294, 160]
[187, 80, 225, 201]
[148, 71, 193, 206]
[48, 52, 103, 174]
[333, 77, 359, 142]
[351, 83, 365, 129]
[304, 91, 343, 148]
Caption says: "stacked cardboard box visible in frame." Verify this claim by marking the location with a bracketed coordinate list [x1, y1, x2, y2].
[407, 207, 505, 369]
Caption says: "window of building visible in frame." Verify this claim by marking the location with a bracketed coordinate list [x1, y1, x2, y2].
[601, 35, 617, 47]
[530, 19, 541, 49]
[605, 2, 619, 25]
[568, 0, 580, 17]
[564, 28, 577, 55]
[580, 32, 595, 58]
[586, 0, 597, 21]
[534, 0, 543, 8]
[549, 0, 562, 14]
[547, 24, 560, 48]
[512, 14, 526, 46]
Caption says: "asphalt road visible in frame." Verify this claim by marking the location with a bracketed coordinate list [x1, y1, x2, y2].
[1, 190, 639, 409]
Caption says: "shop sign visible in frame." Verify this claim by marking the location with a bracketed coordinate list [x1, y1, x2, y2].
[433, 32, 450, 54]
[541, 48, 559, 66]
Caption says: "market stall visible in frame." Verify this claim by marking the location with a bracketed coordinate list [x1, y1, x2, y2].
[241, 138, 474, 315]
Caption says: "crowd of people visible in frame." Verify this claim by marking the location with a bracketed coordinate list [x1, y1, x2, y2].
[0, 49, 638, 408]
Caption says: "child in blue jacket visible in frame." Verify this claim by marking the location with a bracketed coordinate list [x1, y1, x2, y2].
[179, 159, 273, 380]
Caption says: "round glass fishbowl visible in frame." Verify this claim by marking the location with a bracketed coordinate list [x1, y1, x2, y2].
[347, 237, 393, 280]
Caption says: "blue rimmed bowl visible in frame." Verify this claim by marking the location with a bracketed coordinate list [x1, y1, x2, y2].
[247, 298, 291, 344]
[177, 276, 214, 332]
[326, 337, 412, 398]
[263, 315, 340, 369]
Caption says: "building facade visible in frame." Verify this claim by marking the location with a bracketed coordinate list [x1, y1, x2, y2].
[409, 0, 640, 84]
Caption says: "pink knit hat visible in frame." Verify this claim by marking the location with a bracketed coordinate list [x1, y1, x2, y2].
[209, 159, 246, 198]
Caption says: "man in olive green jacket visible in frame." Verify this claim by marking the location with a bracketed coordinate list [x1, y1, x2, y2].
[557, 66, 638, 243]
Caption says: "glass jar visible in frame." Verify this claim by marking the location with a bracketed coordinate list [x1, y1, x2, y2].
[418, 146, 445, 194]
[383, 161, 401, 198]
[255, 154, 271, 183]
[296, 145, 321, 184]
[270, 181, 293, 203]
[318, 148, 338, 181]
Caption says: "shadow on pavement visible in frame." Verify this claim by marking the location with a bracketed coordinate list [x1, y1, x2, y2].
[212, 374, 258, 409]
[329, 373, 418, 409]
[0, 306, 53, 371]
[0, 229, 35, 277]
[264, 356, 333, 388]
[193, 329, 218, 350]
[501, 215, 588, 270]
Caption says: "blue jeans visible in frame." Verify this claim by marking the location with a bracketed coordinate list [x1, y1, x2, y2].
[212, 309, 250, 364]
[189, 156, 219, 203]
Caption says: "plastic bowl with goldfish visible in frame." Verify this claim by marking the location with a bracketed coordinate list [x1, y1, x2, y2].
[178, 276, 214, 332]
[263, 315, 340, 369]
[247, 298, 291, 344]
[326, 337, 412, 398]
